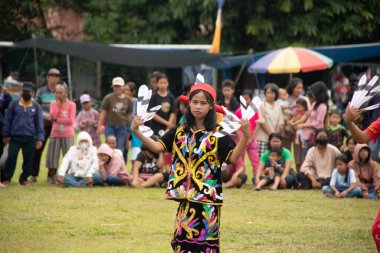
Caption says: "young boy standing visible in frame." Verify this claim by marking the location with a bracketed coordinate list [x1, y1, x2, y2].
[217, 79, 239, 112]
[328, 110, 349, 150]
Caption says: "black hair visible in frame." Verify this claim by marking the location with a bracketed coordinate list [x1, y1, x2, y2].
[307, 81, 329, 110]
[157, 73, 168, 81]
[295, 98, 308, 111]
[315, 128, 329, 139]
[184, 90, 216, 131]
[286, 77, 303, 96]
[359, 146, 371, 164]
[263, 83, 279, 100]
[329, 109, 341, 117]
[148, 71, 161, 80]
[335, 154, 350, 183]
[141, 135, 159, 152]
[126, 82, 136, 95]
[183, 84, 192, 95]
[267, 132, 283, 150]
[336, 154, 349, 164]
[306, 90, 315, 100]
[345, 136, 357, 146]
[241, 89, 254, 99]
[221, 79, 235, 89]
[269, 147, 282, 157]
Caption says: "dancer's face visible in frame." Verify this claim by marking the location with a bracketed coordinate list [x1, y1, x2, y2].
[189, 92, 212, 120]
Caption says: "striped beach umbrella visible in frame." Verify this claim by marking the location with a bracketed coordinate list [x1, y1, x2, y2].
[248, 46, 333, 74]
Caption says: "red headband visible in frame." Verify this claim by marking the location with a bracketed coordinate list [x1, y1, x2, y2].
[179, 95, 225, 114]
[189, 84, 217, 101]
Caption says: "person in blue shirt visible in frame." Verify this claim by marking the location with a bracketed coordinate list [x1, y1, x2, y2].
[1, 82, 45, 186]
[322, 154, 361, 198]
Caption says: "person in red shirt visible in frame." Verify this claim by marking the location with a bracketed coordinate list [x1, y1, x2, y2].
[345, 104, 380, 250]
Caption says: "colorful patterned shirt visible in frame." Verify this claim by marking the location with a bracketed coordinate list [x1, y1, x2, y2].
[328, 124, 348, 149]
[159, 124, 236, 205]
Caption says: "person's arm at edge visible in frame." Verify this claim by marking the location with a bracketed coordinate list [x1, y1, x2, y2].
[344, 103, 371, 143]
[229, 119, 250, 164]
[131, 116, 164, 154]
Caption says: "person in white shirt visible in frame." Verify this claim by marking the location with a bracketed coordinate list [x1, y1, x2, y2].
[56, 131, 98, 187]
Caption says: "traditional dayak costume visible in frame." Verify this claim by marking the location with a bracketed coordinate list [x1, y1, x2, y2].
[159, 84, 236, 253]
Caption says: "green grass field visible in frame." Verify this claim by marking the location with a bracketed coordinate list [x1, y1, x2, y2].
[0, 146, 379, 252]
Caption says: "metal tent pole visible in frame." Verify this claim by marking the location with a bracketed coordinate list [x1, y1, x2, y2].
[66, 54, 73, 100]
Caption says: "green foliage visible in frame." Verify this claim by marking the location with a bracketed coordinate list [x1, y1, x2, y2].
[0, 0, 46, 40]
[3, 0, 380, 52]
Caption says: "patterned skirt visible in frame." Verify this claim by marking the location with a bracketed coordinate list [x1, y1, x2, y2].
[171, 200, 221, 253]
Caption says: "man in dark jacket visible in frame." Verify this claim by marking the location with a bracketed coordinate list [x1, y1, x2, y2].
[1, 82, 44, 186]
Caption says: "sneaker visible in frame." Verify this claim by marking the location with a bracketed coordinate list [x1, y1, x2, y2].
[28, 176, 37, 183]
[0, 182, 6, 188]
[255, 186, 261, 191]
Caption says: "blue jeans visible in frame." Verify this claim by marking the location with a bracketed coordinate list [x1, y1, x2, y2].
[93, 172, 125, 186]
[322, 185, 362, 198]
[105, 125, 128, 161]
[368, 139, 380, 161]
[64, 174, 87, 187]
[367, 187, 378, 199]
[303, 140, 312, 157]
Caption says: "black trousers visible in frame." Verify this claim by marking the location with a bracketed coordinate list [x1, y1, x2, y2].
[296, 172, 330, 189]
[30, 122, 52, 177]
[2, 136, 36, 183]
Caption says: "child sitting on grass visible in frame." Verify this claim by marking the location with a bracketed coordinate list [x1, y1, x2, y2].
[93, 144, 129, 186]
[106, 135, 124, 162]
[322, 154, 361, 198]
[348, 144, 380, 199]
[56, 131, 98, 187]
[130, 136, 167, 188]
[255, 147, 284, 191]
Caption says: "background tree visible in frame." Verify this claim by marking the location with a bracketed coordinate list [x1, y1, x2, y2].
[79, 0, 380, 52]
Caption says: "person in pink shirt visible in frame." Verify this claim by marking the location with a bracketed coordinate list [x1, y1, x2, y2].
[93, 143, 129, 186]
[223, 89, 259, 188]
[45, 82, 76, 183]
[300, 81, 329, 155]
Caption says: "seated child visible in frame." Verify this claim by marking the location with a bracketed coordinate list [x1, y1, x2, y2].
[106, 135, 124, 162]
[327, 110, 349, 150]
[56, 131, 98, 187]
[322, 154, 361, 198]
[130, 136, 167, 188]
[93, 144, 129, 186]
[255, 147, 284, 191]
[348, 144, 380, 199]
[342, 136, 357, 162]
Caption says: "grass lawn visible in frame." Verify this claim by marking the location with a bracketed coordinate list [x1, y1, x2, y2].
[0, 144, 379, 252]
